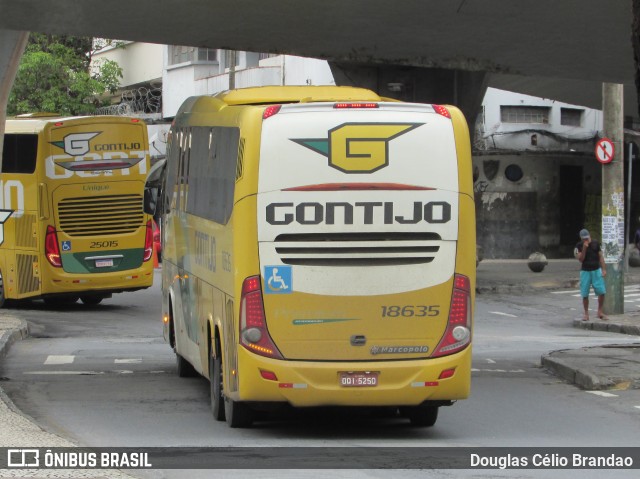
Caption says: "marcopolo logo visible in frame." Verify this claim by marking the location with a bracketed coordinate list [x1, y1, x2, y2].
[292, 123, 422, 173]
[51, 132, 101, 156]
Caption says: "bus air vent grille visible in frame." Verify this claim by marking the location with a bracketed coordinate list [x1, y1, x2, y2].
[273, 232, 441, 266]
[17, 254, 40, 294]
[15, 214, 38, 248]
[57, 194, 144, 236]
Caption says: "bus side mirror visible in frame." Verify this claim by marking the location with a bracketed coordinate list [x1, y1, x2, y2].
[144, 187, 158, 215]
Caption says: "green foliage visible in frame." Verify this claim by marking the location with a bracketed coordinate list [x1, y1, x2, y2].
[8, 34, 123, 116]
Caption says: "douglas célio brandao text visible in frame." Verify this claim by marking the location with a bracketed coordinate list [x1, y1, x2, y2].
[470, 453, 634, 469]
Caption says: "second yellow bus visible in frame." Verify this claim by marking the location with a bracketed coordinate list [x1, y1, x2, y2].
[1, 114, 154, 306]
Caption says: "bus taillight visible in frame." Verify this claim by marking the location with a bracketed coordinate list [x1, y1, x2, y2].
[45, 226, 62, 267]
[143, 220, 153, 262]
[239, 275, 283, 359]
[432, 274, 472, 357]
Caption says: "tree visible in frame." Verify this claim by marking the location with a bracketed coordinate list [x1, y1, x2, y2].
[7, 33, 122, 116]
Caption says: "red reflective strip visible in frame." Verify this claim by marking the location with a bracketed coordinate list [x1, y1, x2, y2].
[284, 183, 434, 192]
[279, 383, 293, 388]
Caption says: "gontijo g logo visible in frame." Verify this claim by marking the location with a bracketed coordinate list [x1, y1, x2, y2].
[51, 132, 101, 156]
[292, 123, 422, 173]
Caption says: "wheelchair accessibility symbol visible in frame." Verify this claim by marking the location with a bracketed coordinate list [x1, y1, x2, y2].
[264, 266, 292, 294]
[62, 241, 72, 252]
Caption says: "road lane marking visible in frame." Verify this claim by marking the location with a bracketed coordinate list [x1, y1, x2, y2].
[552, 290, 581, 294]
[114, 359, 142, 364]
[489, 311, 518, 318]
[586, 391, 618, 398]
[486, 359, 496, 364]
[44, 355, 75, 365]
[25, 371, 103, 375]
[471, 369, 526, 373]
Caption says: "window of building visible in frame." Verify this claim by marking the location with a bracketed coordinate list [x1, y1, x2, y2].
[169, 46, 218, 65]
[500, 106, 550, 124]
[197, 48, 218, 62]
[560, 108, 583, 127]
[504, 164, 524, 182]
[1, 134, 38, 174]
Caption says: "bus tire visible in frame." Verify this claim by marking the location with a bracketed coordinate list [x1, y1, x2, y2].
[401, 405, 439, 427]
[209, 349, 225, 421]
[224, 396, 254, 428]
[80, 295, 103, 305]
[176, 353, 198, 378]
[0, 270, 5, 308]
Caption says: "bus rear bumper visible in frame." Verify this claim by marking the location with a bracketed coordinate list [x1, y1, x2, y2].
[40, 266, 154, 295]
[234, 347, 472, 407]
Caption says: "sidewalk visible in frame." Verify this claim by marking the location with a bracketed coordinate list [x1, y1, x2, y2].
[0, 314, 133, 478]
[0, 260, 638, 464]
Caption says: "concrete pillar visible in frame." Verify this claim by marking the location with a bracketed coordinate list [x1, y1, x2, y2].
[601, 83, 625, 315]
[329, 63, 488, 131]
[0, 29, 29, 164]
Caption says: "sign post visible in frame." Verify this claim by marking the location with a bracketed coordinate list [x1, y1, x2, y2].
[600, 83, 624, 315]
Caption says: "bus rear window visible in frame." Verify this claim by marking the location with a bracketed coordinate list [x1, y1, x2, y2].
[2, 134, 38, 174]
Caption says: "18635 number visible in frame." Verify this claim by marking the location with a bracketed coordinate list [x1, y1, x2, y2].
[381, 305, 440, 318]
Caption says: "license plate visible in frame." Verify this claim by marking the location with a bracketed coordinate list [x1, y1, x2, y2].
[339, 371, 378, 387]
[95, 259, 114, 268]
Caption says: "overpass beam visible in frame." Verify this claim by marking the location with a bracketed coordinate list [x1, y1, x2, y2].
[329, 63, 488, 128]
[0, 29, 28, 162]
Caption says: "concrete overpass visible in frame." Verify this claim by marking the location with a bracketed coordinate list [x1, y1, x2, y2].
[0, 0, 637, 120]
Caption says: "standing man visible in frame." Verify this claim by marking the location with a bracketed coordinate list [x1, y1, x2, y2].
[575, 229, 607, 321]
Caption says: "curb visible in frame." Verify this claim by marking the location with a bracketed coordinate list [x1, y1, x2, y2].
[541, 353, 613, 390]
[0, 317, 29, 361]
[572, 319, 640, 336]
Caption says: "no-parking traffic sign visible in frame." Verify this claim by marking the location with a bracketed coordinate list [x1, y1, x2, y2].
[595, 138, 615, 164]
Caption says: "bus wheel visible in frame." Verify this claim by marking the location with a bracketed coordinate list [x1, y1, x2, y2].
[0, 270, 5, 308]
[224, 396, 254, 428]
[401, 405, 439, 427]
[80, 295, 103, 305]
[209, 349, 225, 421]
[176, 353, 198, 378]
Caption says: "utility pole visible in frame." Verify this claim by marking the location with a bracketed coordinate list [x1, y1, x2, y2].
[601, 83, 625, 315]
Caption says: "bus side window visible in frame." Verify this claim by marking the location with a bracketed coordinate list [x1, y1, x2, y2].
[2, 134, 38, 174]
[186, 126, 239, 225]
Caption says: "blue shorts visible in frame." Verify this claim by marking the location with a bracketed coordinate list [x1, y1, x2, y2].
[580, 269, 606, 297]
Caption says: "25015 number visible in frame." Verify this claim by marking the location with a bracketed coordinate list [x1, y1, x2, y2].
[90, 240, 119, 248]
[381, 305, 440, 318]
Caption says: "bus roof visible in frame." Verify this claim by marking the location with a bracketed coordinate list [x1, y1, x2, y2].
[213, 86, 383, 106]
[4, 115, 144, 134]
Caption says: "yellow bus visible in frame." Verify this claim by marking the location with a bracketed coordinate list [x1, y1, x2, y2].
[156, 86, 475, 428]
[1, 114, 154, 306]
